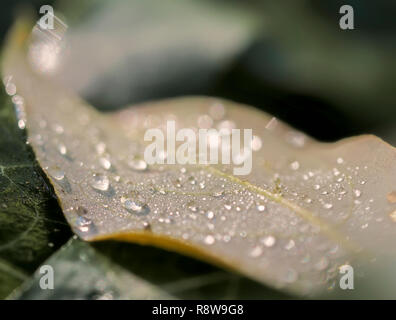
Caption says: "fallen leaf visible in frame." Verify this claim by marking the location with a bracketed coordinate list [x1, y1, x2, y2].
[3, 17, 396, 297]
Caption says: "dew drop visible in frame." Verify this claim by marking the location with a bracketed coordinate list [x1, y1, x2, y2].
[128, 159, 148, 171]
[99, 157, 112, 170]
[213, 190, 224, 198]
[290, 161, 300, 170]
[204, 235, 215, 245]
[96, 142, 106, 155]
[76, 216, 94, 233]
[122, 198, 150, 215]
[285, 239, 295, 250]
[256, 204, 265, 212]
[90, 174, 110, 191]
[18, 120, 26, 129]
[58, 143, 67, 155]
[389, 210, 396, 222]
[354, 190, 362, 198]
[48, 166, 65, 181]
[209, 102, 225, 120]
[251, 135, 262, 151]
[262, 235, 276, 247]
[206, 211, 215, 219]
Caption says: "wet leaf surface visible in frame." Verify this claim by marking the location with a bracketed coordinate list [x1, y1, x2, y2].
[3, 18, 396, 297]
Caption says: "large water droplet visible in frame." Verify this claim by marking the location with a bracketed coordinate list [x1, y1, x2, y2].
[76, 216, 94, 234]
[122, 198, 150, 215]
[91, 174, 110, 191]
[48, 166, 65, 181]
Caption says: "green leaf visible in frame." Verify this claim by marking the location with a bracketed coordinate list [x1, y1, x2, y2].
[0, 85, 72, 299]
[3, 16, 396, 299]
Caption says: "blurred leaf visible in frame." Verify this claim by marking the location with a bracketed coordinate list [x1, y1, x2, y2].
[56, 0, 260, 110]
[4, 17, 396, 299]
[13, 238, 173, 300]
[13, 238, 290, 299]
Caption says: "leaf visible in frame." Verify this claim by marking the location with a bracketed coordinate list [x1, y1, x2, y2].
[0, 77, 71, 298]
[12, 238, 173, 300]
[13, 238, 290, 299]
[56, 0, 259, 109]
[3, 17, 396, 298]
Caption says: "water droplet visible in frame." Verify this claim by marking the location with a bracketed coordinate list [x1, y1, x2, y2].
[256, 204, 266, 212]
[213, 190, 224, 198]
[206, 211, 215, 219]
[128, 159, 148, 171]
[354, 190, 361, 198]
[18, 120, 26, 129]
[285, 239, 295, 250]
[53, 124, 64, 134]
[389, 210, 396, 222]
[313, 184, 320, 190]
[337, 157, 344, 164]
[99, 157, 112, 170]
[58, 143, 67, 155]
[249, 246, 263, 258]
[96, 142, 106, 155]
[5, 82, 16, 96]
[261, 235, 276, 247]
[251, 135, 262, 151]
[188, 176, 196, 185]
[209, 102, 225, 120]
[323, 203, 333, 209]
[224, 203, 232, 211]
[90, 174, 110, 191]
[122, 198, 150, 215]
[290, 161, 300, 170]
[76, 216, 93, 233]
[188, 202, 198, 212]
[204, 235, 215, 245]
[48, 166, 65, 181]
